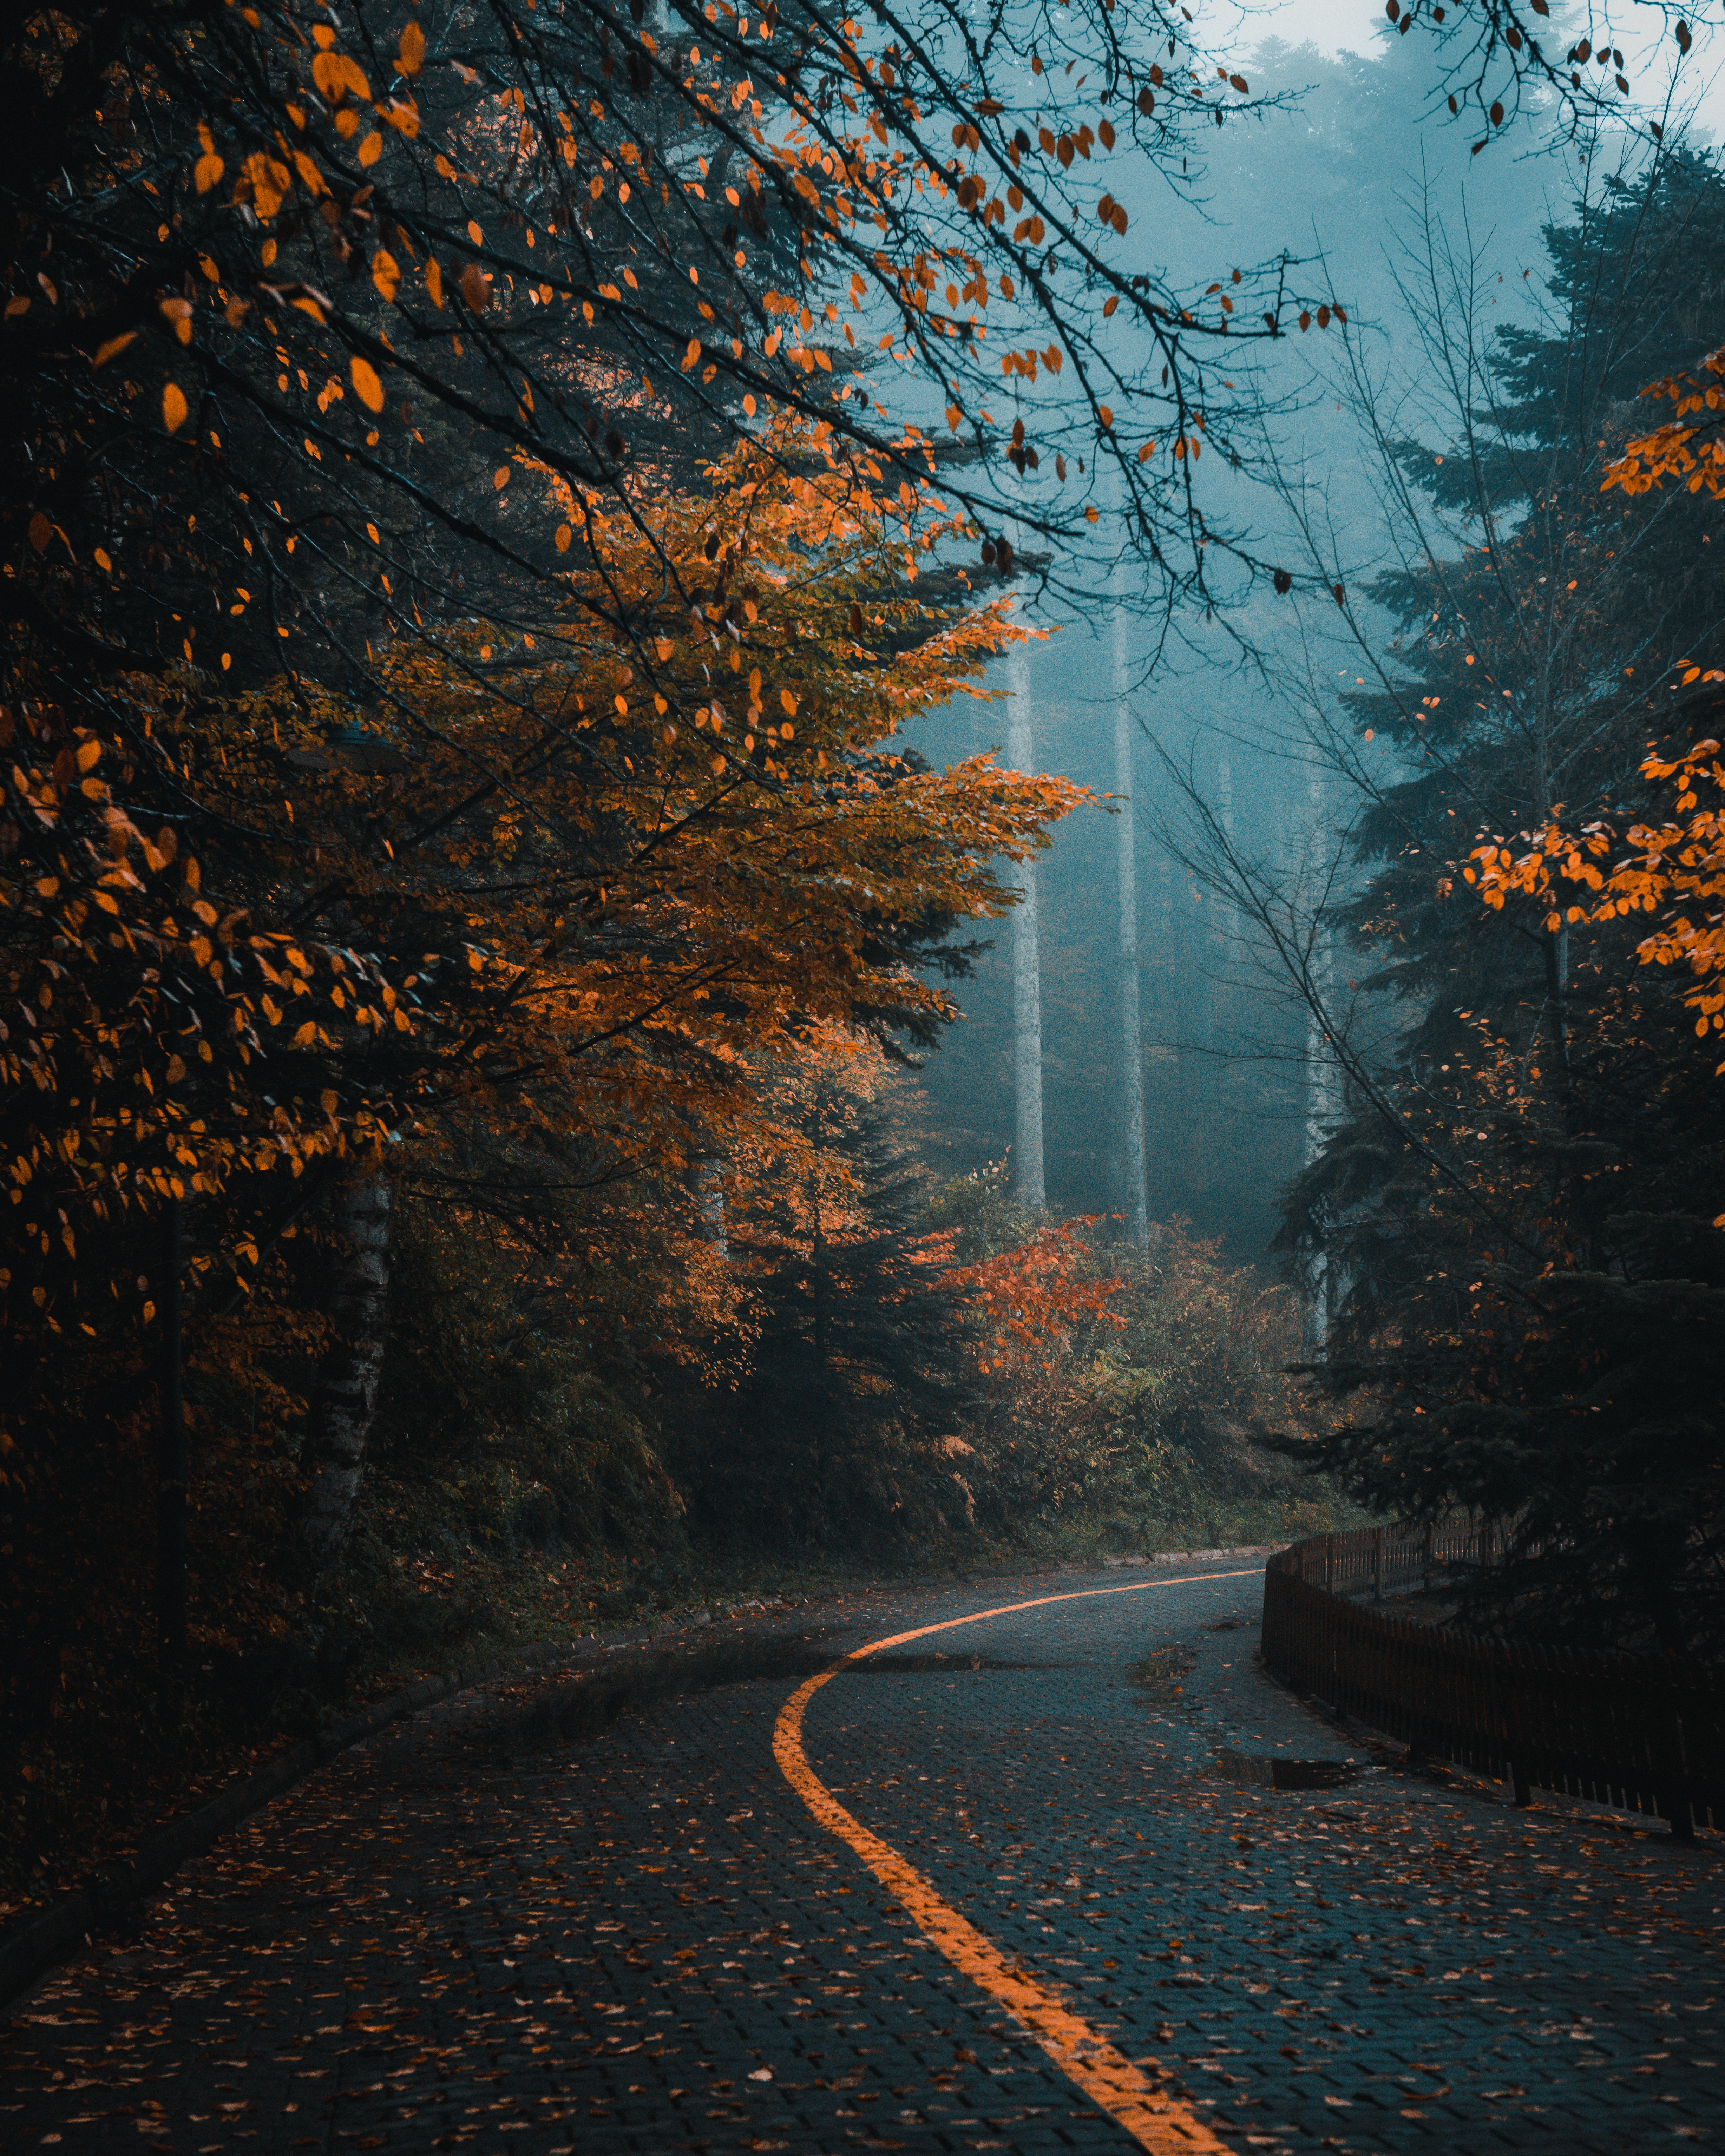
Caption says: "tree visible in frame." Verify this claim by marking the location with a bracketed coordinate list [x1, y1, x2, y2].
[668, 1052, 981, 1551]
[1234, 157, 1725, 1653]
[3, 410, 1086, 1574]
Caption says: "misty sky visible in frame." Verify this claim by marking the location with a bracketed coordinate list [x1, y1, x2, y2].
[1257, 0, 1725, 134]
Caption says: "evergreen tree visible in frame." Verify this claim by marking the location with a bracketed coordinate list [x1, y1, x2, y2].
[669, 1068, 977, 1553]
[1272, 156, 1725, 1654]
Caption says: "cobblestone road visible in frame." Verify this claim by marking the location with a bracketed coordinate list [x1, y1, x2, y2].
[4, 1557, 1721, 2154]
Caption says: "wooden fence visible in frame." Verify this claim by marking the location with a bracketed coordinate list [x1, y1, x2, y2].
[1259, 1527, 1722, 1839]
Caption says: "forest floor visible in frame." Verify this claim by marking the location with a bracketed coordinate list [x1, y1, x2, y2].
[4, 1554, 1718, 2154]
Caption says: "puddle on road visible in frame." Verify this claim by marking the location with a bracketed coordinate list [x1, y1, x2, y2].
[1214, 1749, 1364, 1791]
[1128, 1646, 1198, 1707]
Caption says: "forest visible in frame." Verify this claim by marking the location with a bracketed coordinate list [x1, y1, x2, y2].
[4, 0, 1722, 1914]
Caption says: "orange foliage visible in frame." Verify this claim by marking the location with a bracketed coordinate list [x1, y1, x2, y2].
[1467, 735, 1725, 1071]
[2, 415, 1083, 1358]
[1602, 342, 1725, 501]
[948, 1218, 1124, 1375]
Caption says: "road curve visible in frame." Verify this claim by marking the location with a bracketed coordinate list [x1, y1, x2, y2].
[3, 1555, 1719, 2155]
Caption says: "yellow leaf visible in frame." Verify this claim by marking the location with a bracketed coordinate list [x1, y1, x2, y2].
[163, 382, 189, 434]
[311, 50, 370, 102]
[239, 152, 293, 218]
[351, 354, 385, 411]
[398, 19, 427, 73]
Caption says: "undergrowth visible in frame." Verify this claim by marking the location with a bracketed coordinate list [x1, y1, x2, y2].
[2, 1172, 1363, 1922]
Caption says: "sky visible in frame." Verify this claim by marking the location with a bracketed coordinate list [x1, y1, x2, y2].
[1248, 0, 1725, 137]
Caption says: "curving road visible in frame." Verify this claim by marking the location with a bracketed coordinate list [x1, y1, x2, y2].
[4, 1556, 1721, 2154]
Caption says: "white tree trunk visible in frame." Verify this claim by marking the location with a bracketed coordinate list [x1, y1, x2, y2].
[1005, 632, 1045, 1211]
[302, 1174, 393, 1577]
[1111, 601, 1148, 1250]
[697, 1157, 728, 1257]
[1301, 774, 1341, 1357]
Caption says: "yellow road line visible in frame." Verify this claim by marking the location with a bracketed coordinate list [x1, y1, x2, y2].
[773, 1567, 1262, 2155]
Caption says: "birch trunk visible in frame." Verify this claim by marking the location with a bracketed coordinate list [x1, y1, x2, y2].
[1111, 602, 1148, 1250]
[302, 1174, 393, 1577]
[1004, 632, 1045, 1211]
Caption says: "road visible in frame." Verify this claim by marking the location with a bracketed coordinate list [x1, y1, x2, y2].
[4, 1556, 1720, 2154]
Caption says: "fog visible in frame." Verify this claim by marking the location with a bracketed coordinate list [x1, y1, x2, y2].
[904, 26, 1657, 1260]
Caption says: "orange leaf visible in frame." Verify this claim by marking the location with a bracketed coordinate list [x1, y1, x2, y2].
[162, 382, 189, 434]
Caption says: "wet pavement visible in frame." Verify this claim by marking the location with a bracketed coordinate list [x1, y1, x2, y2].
[3, 1556, 1720, 2153]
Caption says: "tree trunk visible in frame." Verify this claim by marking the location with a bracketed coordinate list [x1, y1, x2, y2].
[302, 1174, 393, 1579]
[696, 1157, 728, 1256]
[1301, 775, 1341, 1357]
[1005, 632, 1046, 1211]
[156, 1197, 186, 1717]
[1112, 600, 1149, 1250]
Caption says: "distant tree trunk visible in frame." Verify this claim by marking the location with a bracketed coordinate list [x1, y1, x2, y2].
[302, 1174, 393, 1579]
[696, 1157, 728, 1256]
[1300, 775, 1341, 1358]
[1111, 600, 1149, 1251]
[1005, 632, 1046, 1211]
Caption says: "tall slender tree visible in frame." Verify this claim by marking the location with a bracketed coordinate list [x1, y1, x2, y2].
[1111, 576, 1149, 1249]
[1004, 632, 1048, 1212]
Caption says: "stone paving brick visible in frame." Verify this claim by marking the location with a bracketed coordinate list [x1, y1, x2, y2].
[2, 1560, 1720, 2154]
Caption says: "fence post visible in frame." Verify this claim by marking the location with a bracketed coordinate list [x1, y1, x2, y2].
[1325, 1534, 1334, 1591]
[1654, 1657, 1697, 1843]
[1372, 1528, 1382, 1603]
[1421, 1523, 1433, 1596]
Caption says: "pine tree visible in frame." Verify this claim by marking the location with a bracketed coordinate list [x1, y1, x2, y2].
[1272, 157, 1725, 1654]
